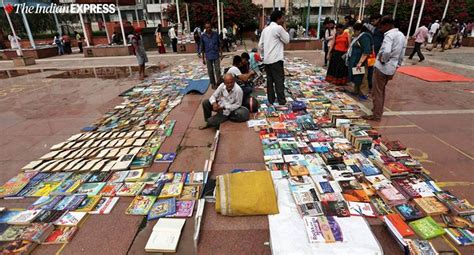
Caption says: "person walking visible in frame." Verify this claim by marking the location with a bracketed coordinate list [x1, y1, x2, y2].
[347, 23, 373, 99]
[62, 34, 72, 54]
[409, 23, 428, 62]
[155, 24, 166, 54]
[168, 24, 178, 53]
[53, 33, 64, 55]
[194, 26, 202, 57]
[8, 34, 21, 57]
[201, 22, 222, 89]
[363, 16, 405, 122]
[326, 23, 349, 85]
[131, 27, 148, 80]
[436, 19, 451, 51]
[74, 31, 83, 53]
[258, 10, 290, 106]
[428, 20, 440, 44]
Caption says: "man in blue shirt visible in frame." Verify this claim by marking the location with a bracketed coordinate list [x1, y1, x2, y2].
[201, 22, 222, 89]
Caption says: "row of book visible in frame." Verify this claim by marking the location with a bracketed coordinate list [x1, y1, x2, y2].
[250, 58, 473, 251]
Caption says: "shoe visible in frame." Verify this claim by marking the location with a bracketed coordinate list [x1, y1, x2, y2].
[358, 95, 368, 101]
[362, 115, 381, 122]
[199, 124, 211, 130]
[419, 58, 425, 62]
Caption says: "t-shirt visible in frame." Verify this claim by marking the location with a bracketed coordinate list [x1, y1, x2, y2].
[227, 66, 241, 77]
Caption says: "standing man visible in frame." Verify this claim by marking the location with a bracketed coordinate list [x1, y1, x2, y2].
[74, 31, 83, 53]
[428, 20, 440, 44]
[201, 22, 222, 89]
[199, 73, 249, 129]
[409, 23, 428, 62]
[8, 34, 21, 57]
[168, 24, 178, 53]
[258, 10, 290, 105]
[131, 27, 148, 80]
[363, 16, 405, 122]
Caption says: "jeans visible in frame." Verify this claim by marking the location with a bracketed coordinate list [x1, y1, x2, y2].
[202, 99, 249, 128]
[206, 58, 221, 88]
[409, 42, 425, 61]
[265, 61, 286, 105]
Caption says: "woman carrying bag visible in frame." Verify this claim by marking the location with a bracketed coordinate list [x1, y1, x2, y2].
[347, 23, 373, 99]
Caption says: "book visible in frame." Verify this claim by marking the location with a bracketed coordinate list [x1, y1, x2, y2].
[76, 182, 106, 196]
[74, 195, 102, 212]
[185, 172, 204, 185]
[141, 183, 165, 196]
[288, 176, 312, 186]
[0, 211, 21, 224]
[126, 196, 157, 215]
[0, 240, 37, 254]
[89, 197, 119, 215]
[54, 211, 87, 227]
[116, 182, 146, 196]
[413, 197, 449, 216]
[290, 184, 319, 204]
[8, 210, 43, 225]
[138, 172, 162, 184]
[395, 203, 425, 221]
[98, 182, 123, 197]
[31, 182, 61, 197]
[159, 183, 183, 198]
[33, 210, 66, 224]
[155, 153, 176, 163]
[43, 226, 78, 244]
[384, 213, 415, 237]
[125, 169, 144, 182]
[444, 227, 474, 246]
[28, 195, 64, 210]
[178, 185, 200, 201]
[348, 202, 377, 217]
[321, 200, 350, 217]
[297, 202, 324, 217]
[441, 214, 474, 229]
[406, 239, 438, 255]
[20, 223, 54, 243]
[145, 218, 186, 252]
[303, 216, 325, 243]
[86, 172, 112, 183]
[51, 173, 91, 195]
[147, 198, 177, 220]
[108, 171, 130, 183]
[0, 225, 29, 241]
[384, 215, 409, 252]
[434, 190, 474, 216]
[377, 184, 407, 207]
[409, 216, 445, 239]
[0, 172, 37, 198]
[167, 201, 195, 218]
[288, 163, 310, 176]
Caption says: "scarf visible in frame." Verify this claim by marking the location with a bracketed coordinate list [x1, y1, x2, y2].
[345, 32, 366, 66]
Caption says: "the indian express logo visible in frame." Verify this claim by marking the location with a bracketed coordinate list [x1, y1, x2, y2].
[12, 3, 117, 14]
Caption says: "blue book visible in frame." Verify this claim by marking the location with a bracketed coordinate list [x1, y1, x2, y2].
[147, 198, 176, 220]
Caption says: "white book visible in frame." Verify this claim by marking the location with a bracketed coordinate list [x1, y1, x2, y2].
[145, 218, 186, 253]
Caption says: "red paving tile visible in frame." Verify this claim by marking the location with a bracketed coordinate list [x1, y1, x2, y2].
[214, 127, 264, 164]
[211, 163, 267, 177]
[168, 147, 210, 172]
[181, 128, 215, 147]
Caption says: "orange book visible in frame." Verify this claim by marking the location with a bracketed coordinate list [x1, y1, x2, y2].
[386, 213, 415, 237]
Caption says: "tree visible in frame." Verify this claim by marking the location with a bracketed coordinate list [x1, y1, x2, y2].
[164, 0, 259, 30]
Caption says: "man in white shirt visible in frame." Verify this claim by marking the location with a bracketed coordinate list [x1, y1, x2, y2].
[168, 24, 178, 52]
[258, 10, 290, 105]
[8, 34, 22, 57]
[428, 20, 440, 44]
[200, 73, 249, 129]
[364, 16, 405, 122]
[227, 55, 257, 105]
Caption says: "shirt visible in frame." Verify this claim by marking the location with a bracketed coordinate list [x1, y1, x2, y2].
[227, 66, 242, 77]
[430, 22, 440, 33]
[375, 28, 406, 76]
[249, 52, 262, 70]
[200, 31, 220, 60]
[209, 83, 243, 116]
[8, 35, 21, 49]
[168, 27, 177, 39]
[413, 26, 428, 43]
[258, 22, 290, 64]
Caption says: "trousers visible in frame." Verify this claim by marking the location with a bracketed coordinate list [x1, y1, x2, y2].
[206, 58, 221, 88]
[409, 42, 425, 61]
[202, 99, 249, 128]
[265, 61, 286, 105]
[371, 67, 394, 119]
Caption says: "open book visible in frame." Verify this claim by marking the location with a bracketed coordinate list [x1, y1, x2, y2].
[145, 218, 186, 253]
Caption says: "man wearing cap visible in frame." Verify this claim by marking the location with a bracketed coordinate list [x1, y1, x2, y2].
[131, 27, 148, 80]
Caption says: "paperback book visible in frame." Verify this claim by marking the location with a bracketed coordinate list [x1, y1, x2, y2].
[126, 196, 157, 215]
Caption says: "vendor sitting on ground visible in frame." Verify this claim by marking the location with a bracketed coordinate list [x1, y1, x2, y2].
[226, 55, 257, 103]
[200, 73, 249, 130]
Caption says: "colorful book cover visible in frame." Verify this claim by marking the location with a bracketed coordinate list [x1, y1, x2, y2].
[86, 172, 112, 183]
[317, 216, 336, 243]
[288, 163, 309, 176]
[125, 196, 157, 215]
[116, 182, 146, 196]
[43, 226, 77, 244]
[20, 223, 54, 243]
[8, 210, 43, 225]
[138, 172, 162, 184]
[141, 183, 165, 196]
[33, 210, 66, 224]
[147, 198, 176, 220]
[76, 182, 106, 196]
[99, 183, 123, 197]
[414, 197, 449, 216]
[348, 202, 377, 217]
[54, 212, 87, 227]
[31, 182, 61, 197]
[45, 172, 73, 183]
[321, 200, 350, 217]
[408, 216, 445, 239]
[108, 171, 130, 183]
[51, 173, 91, 195]
[0, 172, 37, 198]
[53, 196, 75, 211]
[303, 217, 325, 243]
[290, 184, 319, 205]
[28, 196, 64, 211]
[395, 203, 425, 221]
[89, 197, 119, 215]
[444, 228, 474, 246]
[298, 202, 324, 217]
[154, 152, 177, 163]
[288, 176, 312, 186]
[178, 185, 200, 201]
[0, 240, 37, 254]
[185, 172, 204, 185]
[172, 173, 186, 183]
[167, 201, 195, 218]
[125, 169, 144, 182]
[159, 183, 183, 198]
[157, 173, 174, 183]
[327, 216, 343, 242]
[0, 225, 28, 241]
[74, 195, 102, 212]
[64, 194, 88, 211]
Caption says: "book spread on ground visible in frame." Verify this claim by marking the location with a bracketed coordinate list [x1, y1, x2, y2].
[145, 218, 186, 252]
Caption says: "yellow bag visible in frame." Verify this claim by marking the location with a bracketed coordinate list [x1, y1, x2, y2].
[215, 171, 279, 216]
[367, 50, 376, 67]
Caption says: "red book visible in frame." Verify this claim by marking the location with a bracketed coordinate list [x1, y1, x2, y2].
[385, 162, 410, 174]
